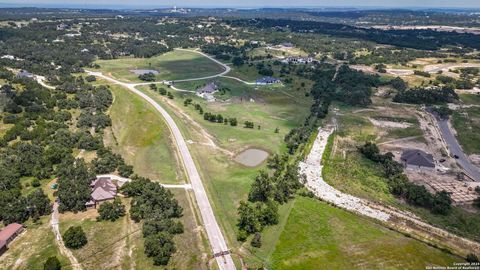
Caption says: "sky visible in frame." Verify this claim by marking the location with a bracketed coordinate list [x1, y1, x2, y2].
[1, 0, 480, 9]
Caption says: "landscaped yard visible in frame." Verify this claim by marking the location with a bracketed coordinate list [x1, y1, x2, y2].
[94, 50, 224, 83]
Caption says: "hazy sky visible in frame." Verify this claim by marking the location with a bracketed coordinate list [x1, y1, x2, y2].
[2, 0, 480, 8]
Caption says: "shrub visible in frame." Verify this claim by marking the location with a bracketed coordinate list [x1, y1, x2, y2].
[250, 232, 262, 248]
[43, 256, 61, 270]
[63, 226, 88, 249]
[97, 199, 126, 222]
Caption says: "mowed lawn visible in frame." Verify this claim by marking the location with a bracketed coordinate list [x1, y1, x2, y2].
[94, 50, 224, 83]
[269, 197, 463, 270]
[105, 84, 184, 184]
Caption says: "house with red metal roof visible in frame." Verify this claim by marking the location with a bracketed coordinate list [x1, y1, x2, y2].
[0, 223, 24, 255]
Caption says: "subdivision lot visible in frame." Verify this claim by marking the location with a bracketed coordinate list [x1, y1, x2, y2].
[104, 83, 184, 184]
[94, 50, 224, 83]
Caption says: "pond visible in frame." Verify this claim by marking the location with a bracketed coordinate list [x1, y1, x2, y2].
[234, 148, 269, 167]
[130, 69, 159, 75]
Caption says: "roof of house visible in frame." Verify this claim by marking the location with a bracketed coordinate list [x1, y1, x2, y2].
[17, 70, 33, 78]
[197, 82, 218, 93]
[0, 223, 23, 242]
[256, 77, 281, 84]
[401, 149, 435, 168]
[0, 239, 6, 250]
[91, 177, 117, 201]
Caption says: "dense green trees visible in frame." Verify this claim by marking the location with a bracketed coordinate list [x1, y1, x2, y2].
[121, 176, 183, 265]
[63, 226, 88, 249]
[139, 72, 156, 82]
[56, 158, 94, 212]
[393, 86, 458, 104]
[97, 199, 126, 222]
[27, 189, 52, 220]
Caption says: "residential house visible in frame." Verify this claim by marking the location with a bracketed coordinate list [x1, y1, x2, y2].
[56, 23, 71, 31]
[196, 82, 218, 101]
[16, 70, 34, 79]
[0, 223, 24, 255]
[85, 177, 117, 209]
[281, 56, 315, 65]
[401, 149, 435, 171]
[255, 77, 281, 85]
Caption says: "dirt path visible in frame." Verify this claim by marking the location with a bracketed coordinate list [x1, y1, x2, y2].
[51, 203, 83, 270]
[301, 126, 480, 257]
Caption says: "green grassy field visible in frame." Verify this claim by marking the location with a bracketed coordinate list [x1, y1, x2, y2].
[94, 50, 224, 83]
[459, 93, 480, 105]
[104, 84, 184, 183]
[268, 197, 463, 270]
[452, 106, 480, 155]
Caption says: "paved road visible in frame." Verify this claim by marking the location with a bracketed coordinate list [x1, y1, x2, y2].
[87, 71, 236, 270]
[434, 115, 480, 181]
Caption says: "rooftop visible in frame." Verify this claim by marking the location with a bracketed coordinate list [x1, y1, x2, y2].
[401, 149, 435, 168]
[197, 82, 218, 94]
[0, 223, 23, 242]
[91, 177, 117, 201]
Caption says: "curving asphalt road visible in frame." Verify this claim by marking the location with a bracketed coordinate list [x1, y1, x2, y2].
[86, 71, 236, 270]
[434, 115, 480, 181]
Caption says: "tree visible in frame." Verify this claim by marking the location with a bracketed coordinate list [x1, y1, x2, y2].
[63, 226, 88, 249]
[244, 121, 254, 129]
[232, 56, 244, 66]
[56, 159, 93, 212]
[144, 232, 176, 265]
[237, 201, 262, 234]
[138, 72, 156, 82]
[229, 118, 237, 126]
[248, 171, 274, 202]
[27, 189, 52, 220]
[250, 232, 262, 248]
[466, 253, 479, 263]
[43, 256, 61, 270]
[391, 77, 407, 91]
[431, 191, 452, 215]
[97, 199, 126, 222]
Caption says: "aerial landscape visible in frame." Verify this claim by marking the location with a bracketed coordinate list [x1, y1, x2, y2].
[1, 0, 480, 269]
